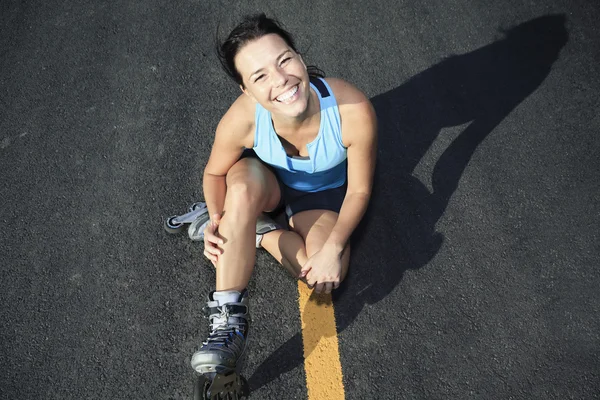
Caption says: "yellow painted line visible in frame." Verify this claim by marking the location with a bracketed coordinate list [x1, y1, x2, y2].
[297, 282, 345, 400]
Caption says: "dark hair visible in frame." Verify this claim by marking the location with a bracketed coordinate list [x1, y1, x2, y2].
[216, 13, 324, 87]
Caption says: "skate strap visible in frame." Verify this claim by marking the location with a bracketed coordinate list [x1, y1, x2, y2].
[203, 303, 248, 318]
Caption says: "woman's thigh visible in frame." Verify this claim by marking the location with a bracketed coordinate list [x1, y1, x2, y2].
[288, 209, 350, 281]
[226, 157, 282, 213]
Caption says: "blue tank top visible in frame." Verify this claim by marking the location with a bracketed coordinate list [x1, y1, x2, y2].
[252, 78, 347, 192]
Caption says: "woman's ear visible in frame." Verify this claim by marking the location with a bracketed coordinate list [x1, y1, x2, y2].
[240, 84, 257, 102]
[298, 54, 307, 68]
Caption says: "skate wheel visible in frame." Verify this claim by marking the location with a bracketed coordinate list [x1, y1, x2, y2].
[239, 376, 250, 397]
[164, 216, 184, 234]
[193, 375, 210, 400]
[190, 202, 206, 212]
[194, 372, 250, 400]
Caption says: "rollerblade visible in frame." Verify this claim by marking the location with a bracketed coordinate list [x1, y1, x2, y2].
[191, 290, 251, 399]
[164, 201, 209, 239]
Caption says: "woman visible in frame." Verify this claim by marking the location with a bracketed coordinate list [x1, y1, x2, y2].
[189, 14, 377, 375]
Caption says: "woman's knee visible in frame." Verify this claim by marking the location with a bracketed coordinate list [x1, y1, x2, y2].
[225, 158, 279, 210]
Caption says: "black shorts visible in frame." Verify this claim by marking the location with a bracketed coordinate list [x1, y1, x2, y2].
[239, 149, 347, 219]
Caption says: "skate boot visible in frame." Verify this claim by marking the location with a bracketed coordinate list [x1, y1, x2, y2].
[187, 206, 211, 241]
[191, 290, 251, 399]
[255, 213, 284, 248]
[191, 290, 250, 373]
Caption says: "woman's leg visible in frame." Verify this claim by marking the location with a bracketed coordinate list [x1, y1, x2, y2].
[289, 209, 350, 291]
[215, 158, 308, 290]
[214, 158, 279, 291]
[260, 230, 309, 278]
[192, 158, 289, 373]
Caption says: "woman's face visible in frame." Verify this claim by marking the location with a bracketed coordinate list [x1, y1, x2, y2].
[235, 34, 311, 119]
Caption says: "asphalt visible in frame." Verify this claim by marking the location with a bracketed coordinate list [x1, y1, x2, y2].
[1, 0, 599, 399]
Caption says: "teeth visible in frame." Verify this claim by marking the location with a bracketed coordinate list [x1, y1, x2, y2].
[276, 86, 298, 102]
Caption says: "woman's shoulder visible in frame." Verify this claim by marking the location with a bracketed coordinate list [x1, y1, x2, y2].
[216, 93, 256, 148]
[221, 92, 256, 126]
[323, 77, 370, 106]
[323, 77, 375, 124]
[322, 77, 376, 147]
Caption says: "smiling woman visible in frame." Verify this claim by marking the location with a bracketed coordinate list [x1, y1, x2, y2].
[187, 12, 377, 393]
[236, 35, 314, 119]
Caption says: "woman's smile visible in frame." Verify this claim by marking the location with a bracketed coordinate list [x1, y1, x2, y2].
[275, 84, 299, 104]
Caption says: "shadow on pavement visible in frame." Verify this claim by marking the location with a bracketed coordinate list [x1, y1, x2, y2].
[249, 14, 568, 391]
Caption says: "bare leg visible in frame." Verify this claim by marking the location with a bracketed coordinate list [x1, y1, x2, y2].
[259, 209, 351, 289]
[260, 230, 309, 278]
[290, 210, 351, 288]
[215, 158, 281, 291]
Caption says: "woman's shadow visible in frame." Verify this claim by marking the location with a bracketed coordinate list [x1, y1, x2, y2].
[249, 14, 568, 390]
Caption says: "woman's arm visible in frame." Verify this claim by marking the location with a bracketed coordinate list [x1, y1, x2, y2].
[203, 97, 255, 219]
[325, 78, 378, 252]
[298, 79, 377, 292]
[201, 97, 254, 264]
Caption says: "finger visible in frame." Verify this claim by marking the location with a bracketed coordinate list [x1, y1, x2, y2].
[324, 282, 333, 294]
[300, 260, 312, 277]
[205, 230, 223, 246]
[206, 246, 222, 256]
[203, 239, 222, 254]
[300, 261, 313, 278]
[204, 250, 218, 263]
[299, 266, 311, 279]
[305, 270, 315, 285]
[333, 281, 340, 290]
[314, 282, 325, 294]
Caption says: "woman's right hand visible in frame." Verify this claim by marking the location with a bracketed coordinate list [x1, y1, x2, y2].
[203, 213, 224, 267]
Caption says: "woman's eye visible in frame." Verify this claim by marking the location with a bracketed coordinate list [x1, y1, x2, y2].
[280, 57, 291, 65]
[254, 74, 265, 82]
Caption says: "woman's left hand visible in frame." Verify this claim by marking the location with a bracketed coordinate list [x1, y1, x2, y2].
[299, 244, 343, 294]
